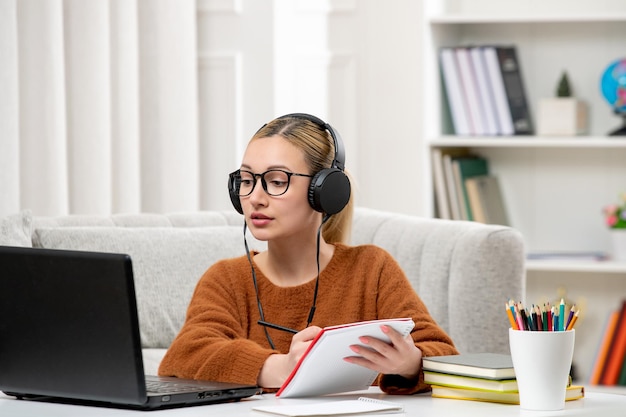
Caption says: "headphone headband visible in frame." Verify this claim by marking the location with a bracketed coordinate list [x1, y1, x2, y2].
[276, 113, 345, 172]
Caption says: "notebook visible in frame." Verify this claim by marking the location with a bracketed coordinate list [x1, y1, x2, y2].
[0, 246, 260, 410]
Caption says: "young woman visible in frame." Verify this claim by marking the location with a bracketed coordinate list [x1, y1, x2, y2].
[158, 114, 458, 394]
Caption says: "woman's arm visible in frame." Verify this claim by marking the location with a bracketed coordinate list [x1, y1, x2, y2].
[355, 250, 459, 394]
[158, 260, 274, 385]
[256, 326, 321, 388]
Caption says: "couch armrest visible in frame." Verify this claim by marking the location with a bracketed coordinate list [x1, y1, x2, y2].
[352, 207, 525, 354]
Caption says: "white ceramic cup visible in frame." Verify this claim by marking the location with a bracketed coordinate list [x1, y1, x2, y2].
[508, 328, 575, 411]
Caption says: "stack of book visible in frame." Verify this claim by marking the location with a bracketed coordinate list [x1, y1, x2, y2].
[440, 44, 532, 136]
[589, 299, 626, 386]
[431, 150, 509, 224]
[423, 352, 584, 405]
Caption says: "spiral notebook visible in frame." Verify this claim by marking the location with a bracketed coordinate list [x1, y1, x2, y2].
[252, 397, 404, 416]
[276, 318, 415, 398]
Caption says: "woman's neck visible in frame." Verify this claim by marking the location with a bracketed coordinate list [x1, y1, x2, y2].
[256, 239, 335, 287]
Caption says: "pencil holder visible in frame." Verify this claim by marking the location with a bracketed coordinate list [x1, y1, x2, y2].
[508, 329, 575, 411]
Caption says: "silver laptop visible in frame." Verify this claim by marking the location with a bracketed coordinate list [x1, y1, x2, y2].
[0, 246, 260, 410]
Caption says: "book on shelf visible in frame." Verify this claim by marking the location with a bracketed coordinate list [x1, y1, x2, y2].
[481, 46, 513, 135]
[483, 45, 533, 135]
[439, 44, 532, 136]
[443, 153, 463, 220]
[424, 370, 518, 392]
[422, 353, 516, 380]
[431, 148, 449, 219]
[469, 47, 499, 135]
[451, 155, 489, 221]
[439, 47, 471, 135]
[275, 318, 415, 398]
[431, 148, 470, 220]
[430, 384, 585, 405]
[599, 300, 626, 386]
[252, 397, 404, 416]
[464, 175, 510, 226]
[621, 346, 626, 386]
[589, 309, 620, 385]
[455, 47, 485, 135]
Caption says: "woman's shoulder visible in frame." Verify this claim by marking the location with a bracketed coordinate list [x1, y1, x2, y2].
[329, 244, 407, 286]
[207, 254, 249, 268]
[201, 254, 253, 282]
[334, 243, 395, 263]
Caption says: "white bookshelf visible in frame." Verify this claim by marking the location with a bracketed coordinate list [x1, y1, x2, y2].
[422, 0, 626, 388]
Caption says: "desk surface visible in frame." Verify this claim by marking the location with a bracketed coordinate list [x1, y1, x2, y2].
[1, 387, 625, 417]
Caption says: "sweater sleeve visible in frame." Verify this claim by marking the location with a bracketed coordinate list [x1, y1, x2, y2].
[372, 249, 459, 394]
[158, 259, 275, 385]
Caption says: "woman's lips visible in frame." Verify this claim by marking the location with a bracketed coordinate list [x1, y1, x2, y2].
[250, 213, 272, 227]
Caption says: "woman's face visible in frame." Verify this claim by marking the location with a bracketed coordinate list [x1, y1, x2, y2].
[239, 135, 319, 242]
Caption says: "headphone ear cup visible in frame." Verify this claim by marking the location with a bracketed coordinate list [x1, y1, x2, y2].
[228, 176, 243, 214]
[308, 168, 351, 215]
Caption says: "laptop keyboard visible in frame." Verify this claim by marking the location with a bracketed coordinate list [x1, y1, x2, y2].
[146, 380, 207, 394]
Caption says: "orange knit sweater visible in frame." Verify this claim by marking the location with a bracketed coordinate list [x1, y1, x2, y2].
[158, 243, 458, 394]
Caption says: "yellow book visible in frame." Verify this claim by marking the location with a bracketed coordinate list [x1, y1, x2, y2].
[424, 371, 518, 392]
[430, 384, 585, 405]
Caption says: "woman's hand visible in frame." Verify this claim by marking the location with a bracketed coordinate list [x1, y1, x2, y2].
[344, 325, 423, 380]
[257, 326, 321, 388]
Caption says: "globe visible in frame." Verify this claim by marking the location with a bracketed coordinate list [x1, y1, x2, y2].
[600, 58, 626, 135]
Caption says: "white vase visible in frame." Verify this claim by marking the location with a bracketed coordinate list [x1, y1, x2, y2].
[610, 229, 626, 261]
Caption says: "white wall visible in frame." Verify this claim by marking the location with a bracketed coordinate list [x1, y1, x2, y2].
[349, 1, 424, 215]
[1, 0, 424, 217]
[198, 0, 425, 216]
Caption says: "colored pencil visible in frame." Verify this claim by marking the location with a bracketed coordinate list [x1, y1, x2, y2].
[547, 305, 553, 331]
[566, 309, 579, 331]
[506, 301, 518, 330]
[506, 298, 580, 332]
[541, 306, 548, 332]
[565, 305, 576, 330]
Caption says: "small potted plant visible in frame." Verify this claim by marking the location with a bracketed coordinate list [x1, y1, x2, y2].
[537, 71, 588, 136]
[603, 193, 626, 260]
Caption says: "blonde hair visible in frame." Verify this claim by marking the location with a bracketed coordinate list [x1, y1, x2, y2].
[252, 116, 354, 244]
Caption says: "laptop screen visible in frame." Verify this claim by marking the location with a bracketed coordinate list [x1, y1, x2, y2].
[0, 246, 148, 404]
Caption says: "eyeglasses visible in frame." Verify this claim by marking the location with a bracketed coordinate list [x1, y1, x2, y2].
[230, 169, 313, 197]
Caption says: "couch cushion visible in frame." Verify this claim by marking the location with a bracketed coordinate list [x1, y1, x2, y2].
[32, 226, 265, 349]
[0, 210, 32, 247]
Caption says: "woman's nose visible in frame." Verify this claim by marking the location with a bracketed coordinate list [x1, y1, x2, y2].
[247, 177, 267, 205]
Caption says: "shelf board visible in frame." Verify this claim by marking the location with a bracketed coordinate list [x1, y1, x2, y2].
[583, 384, 626, 396]
[429, 136, 626, 149]
[526, 259, 626, 274]
[428, 14, 626, 24]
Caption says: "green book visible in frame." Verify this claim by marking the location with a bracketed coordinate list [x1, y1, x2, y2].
[422, 353, 515, 380]
[451, 156, 489, 221]
[465, 175, 510, 226]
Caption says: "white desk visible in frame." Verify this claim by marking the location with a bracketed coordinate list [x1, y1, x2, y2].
[1, 387, 625, 417]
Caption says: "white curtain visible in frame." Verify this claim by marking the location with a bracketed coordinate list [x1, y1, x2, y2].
[0, 0, 200, 216]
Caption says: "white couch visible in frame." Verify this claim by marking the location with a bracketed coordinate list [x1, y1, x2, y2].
[0, 207, 525, 375]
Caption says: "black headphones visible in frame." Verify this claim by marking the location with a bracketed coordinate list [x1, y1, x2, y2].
[228, 113, 351, 215]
